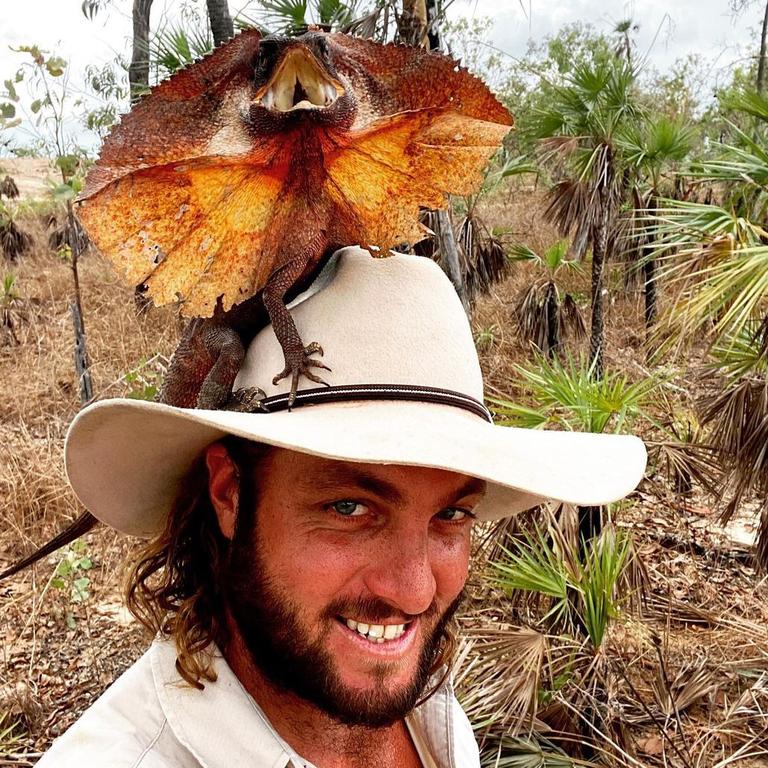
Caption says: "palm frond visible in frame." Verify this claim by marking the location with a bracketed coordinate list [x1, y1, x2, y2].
[0, 175, 20, 200]
[490, 522, 641, 650]
[0, 219, 32, 263]
[258, 0, 309, 31]
[696, 373, 768, 570]
[652, 659, 718, 716]
[478, 733, 573, 767]
[149, 22, 213, 77]
[710, 318, 768, 378]
[648, 438, 722, 497]
[494, 354, 662, 434]
[456, 627, 548, 733]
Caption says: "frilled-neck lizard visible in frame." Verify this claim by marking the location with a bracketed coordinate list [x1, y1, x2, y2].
[0, 29, 512, 579]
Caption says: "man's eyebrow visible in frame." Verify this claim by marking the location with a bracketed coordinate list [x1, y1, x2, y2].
[303, 467, 408, 504]
[450, 476, 487, 503]
[300, 466, 487, 506]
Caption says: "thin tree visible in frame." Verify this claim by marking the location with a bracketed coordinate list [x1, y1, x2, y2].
[206, 0, 234, 46]
[730, 0, 768, 93]
[531, 57, 639, 377]
[619, 117, 695, 329]
[129, 0, 154, 102]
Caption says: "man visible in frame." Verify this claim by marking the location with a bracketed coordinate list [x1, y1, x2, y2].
[39, 248, 646, 767]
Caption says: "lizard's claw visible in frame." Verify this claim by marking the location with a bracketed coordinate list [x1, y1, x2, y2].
[224, 387, 267, 413]
[273, 341, 332, 407]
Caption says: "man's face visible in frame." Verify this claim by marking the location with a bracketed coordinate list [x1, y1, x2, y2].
[222, 448, 485, 726]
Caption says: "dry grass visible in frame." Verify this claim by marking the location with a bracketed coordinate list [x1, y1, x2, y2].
[0, 214, 178, 558]
[0, 180, 765, 765]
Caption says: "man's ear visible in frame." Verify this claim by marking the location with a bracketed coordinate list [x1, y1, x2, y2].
[205, 442, 239, 541]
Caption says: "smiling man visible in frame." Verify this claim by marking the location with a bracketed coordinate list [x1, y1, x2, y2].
[38, 249, 646, 767]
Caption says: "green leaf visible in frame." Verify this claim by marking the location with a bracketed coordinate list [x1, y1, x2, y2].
[55, 154, 80, 178]
[72, 577, 90, 602]
[0, 103, 16, 119]
[30, 99, 42, 114]
[508, 243, 540, 263]
[50, 577, 66, 590]
[52, 184, 76, 202]
[45, 57, 67, 77]
[3, 80, 18, 101]
[12, 45, 44, 66]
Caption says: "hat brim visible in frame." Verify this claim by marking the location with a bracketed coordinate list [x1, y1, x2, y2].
[65, 398, 647, 537]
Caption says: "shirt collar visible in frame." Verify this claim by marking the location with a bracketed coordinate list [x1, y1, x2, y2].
[150, 638, 457, 768]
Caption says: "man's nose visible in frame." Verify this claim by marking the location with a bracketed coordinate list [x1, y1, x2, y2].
[362, 528, 437, 616]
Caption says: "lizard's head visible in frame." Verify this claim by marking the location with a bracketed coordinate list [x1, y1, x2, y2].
[247, 32, 356, 132]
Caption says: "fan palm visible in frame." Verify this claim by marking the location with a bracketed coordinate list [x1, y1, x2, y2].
[645, 89, 768, 568]
[509, 240, 586, 357]
[530, 57, 641, 376]
[618, 116, 696, 327]
[0, 175, 19, 200]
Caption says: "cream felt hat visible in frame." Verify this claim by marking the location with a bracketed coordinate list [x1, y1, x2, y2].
[64, 247, 647, 537]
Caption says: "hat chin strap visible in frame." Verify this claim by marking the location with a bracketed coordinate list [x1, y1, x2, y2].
[250, 383, 493, 422]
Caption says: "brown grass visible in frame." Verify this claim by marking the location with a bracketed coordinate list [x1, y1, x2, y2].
[0, 214, 178, 556]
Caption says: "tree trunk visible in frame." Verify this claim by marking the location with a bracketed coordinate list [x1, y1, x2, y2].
[578, 505, 602, 555]
[545, 281, 559, 356]
[758, 0, 768, 94]
[644, 196, 658, 330]
[435, 209, 469, 314]
[589, 181, 611, 379]
[425, 0, 441, 49]
[643, 256, 657, 329]
[397, 0, 428, 47]
[415, 0, 468, 311]
[206, 0, 234, 47]
[128, 0, 154, 103]
[66, 199, 93, 404]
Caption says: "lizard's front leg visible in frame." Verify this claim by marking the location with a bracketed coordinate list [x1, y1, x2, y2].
[263, 258, 331, 406]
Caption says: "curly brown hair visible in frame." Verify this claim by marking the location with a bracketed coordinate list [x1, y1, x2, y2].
[124, 437, 459, 692]
[124, 437, 271, 688]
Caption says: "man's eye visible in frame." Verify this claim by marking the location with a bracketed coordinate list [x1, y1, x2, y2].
[331, 500, 367, 517]
[437, 508, 472, 522]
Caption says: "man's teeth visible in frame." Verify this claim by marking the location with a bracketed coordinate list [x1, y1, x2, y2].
[344, 618, 406, 643]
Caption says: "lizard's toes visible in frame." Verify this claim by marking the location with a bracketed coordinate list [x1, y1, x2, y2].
[306, 358, 332, 372]
[224, 387, 267, 413]
[273, 341, 331, 402]
[303, 370, 331, 387]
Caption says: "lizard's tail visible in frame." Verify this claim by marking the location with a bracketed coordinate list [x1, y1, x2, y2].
[0, 511, 98, 581]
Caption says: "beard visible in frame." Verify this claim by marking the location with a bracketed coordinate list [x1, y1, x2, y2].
[222, 515, 463, 727]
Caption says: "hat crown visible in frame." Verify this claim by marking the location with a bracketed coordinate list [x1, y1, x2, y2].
[234, 248, 484, 400]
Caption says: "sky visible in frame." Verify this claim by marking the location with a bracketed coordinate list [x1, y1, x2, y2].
[0, 0, 763, 151]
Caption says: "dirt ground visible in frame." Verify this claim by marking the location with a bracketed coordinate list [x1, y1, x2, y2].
[0, 160, 766, 766]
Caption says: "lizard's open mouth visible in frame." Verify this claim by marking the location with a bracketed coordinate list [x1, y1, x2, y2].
[256, 47, 344, 112]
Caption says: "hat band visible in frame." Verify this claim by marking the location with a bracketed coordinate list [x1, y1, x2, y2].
[255, 384, 493, 423]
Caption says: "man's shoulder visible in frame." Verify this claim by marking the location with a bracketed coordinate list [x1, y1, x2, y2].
[35, 643, 198, 768]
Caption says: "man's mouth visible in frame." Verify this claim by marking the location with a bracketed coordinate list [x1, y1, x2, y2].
[257, 47, 342, 112]
[339, 616, 409, 644]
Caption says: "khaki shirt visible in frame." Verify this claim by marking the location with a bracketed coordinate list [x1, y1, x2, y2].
[37, 638, 481, 767]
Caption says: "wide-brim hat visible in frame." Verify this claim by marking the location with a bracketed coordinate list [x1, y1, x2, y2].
[65, 248, 647, 537]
